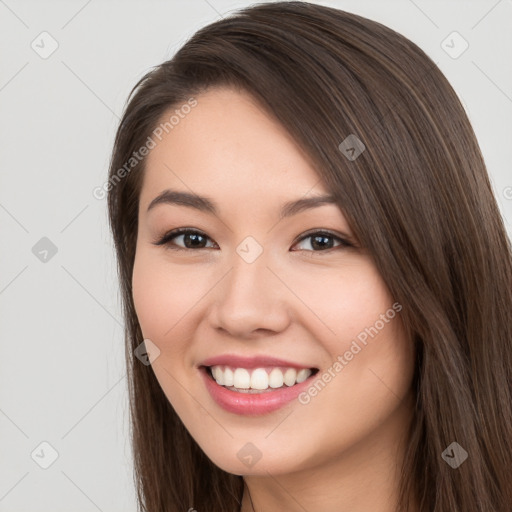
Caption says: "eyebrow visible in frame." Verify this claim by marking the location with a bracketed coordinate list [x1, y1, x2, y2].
[146, 189, 338, 219]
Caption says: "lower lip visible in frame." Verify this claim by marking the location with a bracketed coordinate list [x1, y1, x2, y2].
[199, 367, 316, 415]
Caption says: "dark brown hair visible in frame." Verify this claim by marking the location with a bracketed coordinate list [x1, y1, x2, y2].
[107, 2, 512, 511]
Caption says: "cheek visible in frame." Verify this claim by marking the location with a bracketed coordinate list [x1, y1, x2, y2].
[281, 258, 395, 343]
[283, 258, 411, 394]
[131, 249, 201, 341]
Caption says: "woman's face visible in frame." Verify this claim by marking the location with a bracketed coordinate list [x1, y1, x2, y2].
[132, 86, 415, 476]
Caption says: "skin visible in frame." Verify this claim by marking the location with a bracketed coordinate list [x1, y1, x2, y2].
[132, 86, 417, 512]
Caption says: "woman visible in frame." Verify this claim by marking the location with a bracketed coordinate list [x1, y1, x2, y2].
[107, 2, 512, 511]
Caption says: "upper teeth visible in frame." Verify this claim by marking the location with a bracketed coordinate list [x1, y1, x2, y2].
[210, 365, 313, 390]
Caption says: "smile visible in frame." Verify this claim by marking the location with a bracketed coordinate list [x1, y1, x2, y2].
[208, 365, 316, 392]
[199, 365, 319, 415]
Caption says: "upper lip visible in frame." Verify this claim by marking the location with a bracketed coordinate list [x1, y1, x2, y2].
[199, 354, 317, 370]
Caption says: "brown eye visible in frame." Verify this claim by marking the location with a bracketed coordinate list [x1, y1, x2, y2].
[292, 231, 352, 252]
[180, 232, 209, 248]
[153, 229, 217, 250]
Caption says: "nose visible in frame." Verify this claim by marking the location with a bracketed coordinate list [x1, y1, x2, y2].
[208, 251, 291, 339]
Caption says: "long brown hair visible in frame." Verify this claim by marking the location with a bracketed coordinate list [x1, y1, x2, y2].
[106, 2, 512, 510]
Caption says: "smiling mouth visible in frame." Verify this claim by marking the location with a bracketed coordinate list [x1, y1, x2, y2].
[203, 365, 319, 393]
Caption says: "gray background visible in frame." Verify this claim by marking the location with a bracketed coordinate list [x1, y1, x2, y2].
[0, 0, 511, 510]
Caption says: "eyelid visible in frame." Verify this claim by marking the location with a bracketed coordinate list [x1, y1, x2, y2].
[152, 227, 217, 249]
[293, 228, 349, 244]
[291, 229, 353, 252]
[152, 227, 353, 251]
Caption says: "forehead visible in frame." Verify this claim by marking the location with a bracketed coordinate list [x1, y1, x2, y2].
[139, 86, 328, 205]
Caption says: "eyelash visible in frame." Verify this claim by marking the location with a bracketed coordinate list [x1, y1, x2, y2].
[152, 228, 353, 254]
